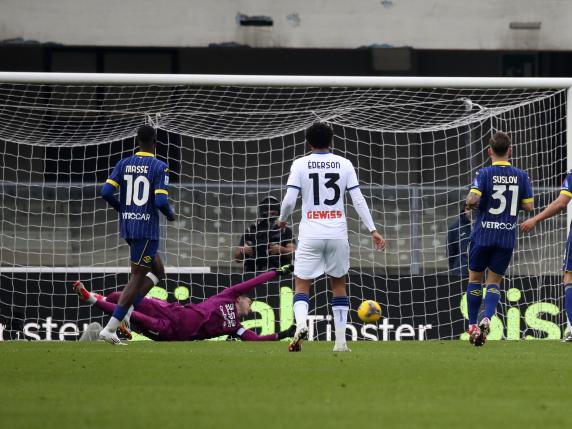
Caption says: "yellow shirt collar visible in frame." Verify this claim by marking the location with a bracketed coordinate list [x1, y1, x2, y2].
[492, 161, 511, 166]
[135, 151, 155, 157]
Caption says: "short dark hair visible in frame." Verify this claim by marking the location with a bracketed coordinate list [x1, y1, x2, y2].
[137, 125, 157, 147]
[306, 123, 333, 149]
[489, 131, 511, 156]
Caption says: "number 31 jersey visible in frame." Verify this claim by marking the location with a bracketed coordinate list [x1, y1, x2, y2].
[106, 151, 170, 240]
[286, 152, 360, 240]
[469, 161, 533, 249]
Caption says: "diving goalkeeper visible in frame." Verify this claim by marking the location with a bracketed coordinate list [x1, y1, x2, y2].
[73, 265, 295, 342]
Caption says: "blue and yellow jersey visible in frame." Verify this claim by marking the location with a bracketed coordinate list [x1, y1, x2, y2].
[469, 161, 533, 249]
[105, 151, 170, 240]
[560, 170, 572, 199]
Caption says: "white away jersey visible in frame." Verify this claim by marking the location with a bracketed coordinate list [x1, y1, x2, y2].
[286, 152, 360, 239]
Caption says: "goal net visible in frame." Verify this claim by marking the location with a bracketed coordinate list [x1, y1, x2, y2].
[0, 74, 569, 341]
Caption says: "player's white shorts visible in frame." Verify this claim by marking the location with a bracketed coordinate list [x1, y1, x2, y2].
[294, 239, 350, 279]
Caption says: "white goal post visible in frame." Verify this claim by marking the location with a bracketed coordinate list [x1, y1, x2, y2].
[1, 72, 572, 341]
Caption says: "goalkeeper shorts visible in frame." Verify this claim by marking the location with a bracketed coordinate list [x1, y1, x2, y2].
[468, 242, 513, 276]
[126, 239, 159, 267]
[294, 239, 350, 279]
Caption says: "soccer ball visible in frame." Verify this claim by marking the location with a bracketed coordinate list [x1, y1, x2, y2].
[357, 300, 382, 323]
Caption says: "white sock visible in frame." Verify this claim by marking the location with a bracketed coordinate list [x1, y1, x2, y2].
[104, 317, 121, 333]
[124, 306, 134, 326]
[293, 301, 309, 331]
[332, 306, 349, 345]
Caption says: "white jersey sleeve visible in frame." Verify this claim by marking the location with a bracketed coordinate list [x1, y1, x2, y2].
[286, 159, 303, 190]
[346, 163, 360, 191]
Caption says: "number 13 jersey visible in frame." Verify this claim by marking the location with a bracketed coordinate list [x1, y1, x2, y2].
[469, 161, 533, 249]
[286, 152, 360, 240]
[106, 151, 170, 240]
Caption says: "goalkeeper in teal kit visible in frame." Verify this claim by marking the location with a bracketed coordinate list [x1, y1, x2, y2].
[465, 131, 534, 346]
[99, 125, 175, 344]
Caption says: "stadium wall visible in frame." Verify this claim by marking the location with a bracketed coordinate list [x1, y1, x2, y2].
[1, 0, 571, 50]
[0, 273, 565, 341]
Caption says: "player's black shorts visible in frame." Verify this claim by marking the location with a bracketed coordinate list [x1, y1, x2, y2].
[125, 239, 159, 267]
[468, 242, 513, 276]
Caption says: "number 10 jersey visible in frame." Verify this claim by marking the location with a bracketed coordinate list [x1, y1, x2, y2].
[469, 161, 533, 249]
[286, 152, 360, 240]
[106, 151, 170, 240]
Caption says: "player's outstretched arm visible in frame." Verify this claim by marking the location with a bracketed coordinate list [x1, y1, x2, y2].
[225, 270, 279, 297]
[521, 193, 571, 233]
[238, 328, 278, 341]
[348, 187, 385, 250]
[225, 265, 293, 297]
[237, 325, 296, 341]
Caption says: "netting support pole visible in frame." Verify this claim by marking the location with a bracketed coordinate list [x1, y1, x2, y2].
[568, 87, 572, 233]
[410, 186, 422, 275]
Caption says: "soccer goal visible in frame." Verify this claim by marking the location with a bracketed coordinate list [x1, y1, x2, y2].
[1, 72, 571, 341]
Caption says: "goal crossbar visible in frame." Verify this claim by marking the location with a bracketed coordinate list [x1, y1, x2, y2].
[2, 72, 572, 88]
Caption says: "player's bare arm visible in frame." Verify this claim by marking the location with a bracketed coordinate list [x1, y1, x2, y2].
[268, 242, 295, 256]
[233, 245, 253, 261]
[371, 230, 385, 250]
[521, 193, 570, 233]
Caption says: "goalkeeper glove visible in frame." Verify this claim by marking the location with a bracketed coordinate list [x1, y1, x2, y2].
[277, 325, 296, 340]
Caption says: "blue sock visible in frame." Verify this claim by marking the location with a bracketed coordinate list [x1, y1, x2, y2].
[111, 304, 129, 322]
[483, 284, 501, 320]
[331, 296, 349, 308]
[565, 284, 572, 325]
[293, 293, 309, 304]
[133, 293, 144, 308]
[466, 283, 483, 325]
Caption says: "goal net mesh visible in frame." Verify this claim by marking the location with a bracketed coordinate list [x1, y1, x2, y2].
[0, 81, 567, 340]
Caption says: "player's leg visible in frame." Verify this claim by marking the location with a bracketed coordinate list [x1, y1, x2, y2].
[289, 276, 311, 351]
[72, 281, 125, 345]
[561, 239, 572, 342]
[122, 253, 166, 336]
[479, 270, 503, 341]
[125, 298, 176, 341]
[289, 239, 324, 352]
[73, 281, 174, 341]
[136, 252, 165, 298]
[99, 239, 158, 344]
[98, 295, 172, 340]
[329, 276, 351, 352]
[72, 280, 103, 304]
[325, 239, 351, 352]
[479, 247, 513, 340]
[466, 242, 488, 345]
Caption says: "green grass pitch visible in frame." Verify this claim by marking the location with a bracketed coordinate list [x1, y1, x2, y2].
[1, 341, 571, 429]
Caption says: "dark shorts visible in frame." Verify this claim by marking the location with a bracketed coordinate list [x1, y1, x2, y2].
[468, 243, 514, 276]
[125, 239, 158, 267]
[563, 237, 572, 272]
